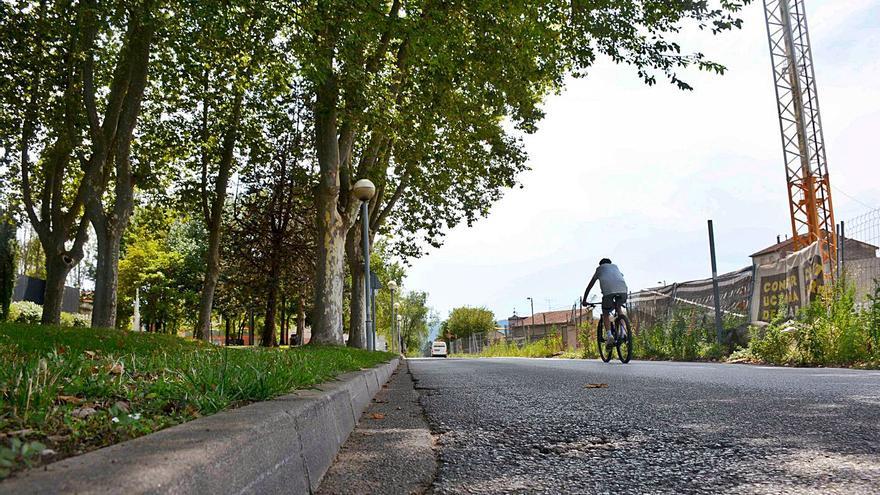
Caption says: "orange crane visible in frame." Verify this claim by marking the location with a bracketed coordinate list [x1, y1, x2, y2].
[763, 0, 836, 266]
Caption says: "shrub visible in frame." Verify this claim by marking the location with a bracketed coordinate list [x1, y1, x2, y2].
[748, 318, 793, 365]
[60, 312, 89, 328]
[9, 301, 42, 325]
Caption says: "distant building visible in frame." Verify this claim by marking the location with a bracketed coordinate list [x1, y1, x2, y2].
[12, 274, 80, 313]
[507, 308, 593, 349]
[750, 236, 878, 266]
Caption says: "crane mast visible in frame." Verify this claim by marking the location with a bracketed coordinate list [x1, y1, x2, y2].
[763, 0, 836, 266]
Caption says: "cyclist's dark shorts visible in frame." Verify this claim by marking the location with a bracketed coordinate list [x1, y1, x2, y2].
[602, 293, 627, 311]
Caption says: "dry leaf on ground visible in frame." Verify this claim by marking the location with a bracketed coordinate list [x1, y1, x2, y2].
[72, 406, 98, 418]
[585, 383, 609, 389]
[370, 413, 386, 420]
[58, 395, 84, 405]
[107, 362, 124, 375]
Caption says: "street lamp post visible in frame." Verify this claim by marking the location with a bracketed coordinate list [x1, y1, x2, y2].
[353, 179, 376, 350]
[396, 313, 403, 354]
[526, 296, 535, 343]
[388, 281, 398, 353]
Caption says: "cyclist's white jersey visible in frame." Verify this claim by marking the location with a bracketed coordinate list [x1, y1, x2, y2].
[595, 263, 627, 295]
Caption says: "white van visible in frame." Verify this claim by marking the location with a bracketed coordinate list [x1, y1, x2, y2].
[431, 341, 448, 358]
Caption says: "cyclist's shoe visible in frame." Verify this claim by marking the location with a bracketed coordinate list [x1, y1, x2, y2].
[605, 330, 616, 345]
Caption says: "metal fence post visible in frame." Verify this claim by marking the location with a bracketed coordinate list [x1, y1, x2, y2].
[840, 220, 846, 277]
[708, 220, 724, 345]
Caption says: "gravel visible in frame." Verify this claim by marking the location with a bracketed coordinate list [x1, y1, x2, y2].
[409, 358, 880, 494]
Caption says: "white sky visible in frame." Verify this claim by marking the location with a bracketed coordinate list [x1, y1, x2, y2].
[405, 0, 880, 321]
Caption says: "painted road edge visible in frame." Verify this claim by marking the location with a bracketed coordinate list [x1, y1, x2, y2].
[0, 357, 401, 495]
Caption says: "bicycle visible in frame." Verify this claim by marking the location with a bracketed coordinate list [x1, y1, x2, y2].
[584, 299, 632, 364]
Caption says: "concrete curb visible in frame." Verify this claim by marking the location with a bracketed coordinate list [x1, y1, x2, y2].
[0, 357, 400, 495]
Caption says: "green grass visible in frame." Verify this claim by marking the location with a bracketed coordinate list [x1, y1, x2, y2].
[0, 322, 394, 478]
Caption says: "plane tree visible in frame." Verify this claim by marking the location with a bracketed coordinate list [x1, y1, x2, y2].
[299, 0, 747, 343]
[0, 0, 162, 324]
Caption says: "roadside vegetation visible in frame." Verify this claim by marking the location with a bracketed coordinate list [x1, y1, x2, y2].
[731, 282, 880, 368]
[630, 309, 734, 362]
[623, 280, 879, 369]
[0, 322, 393, 478]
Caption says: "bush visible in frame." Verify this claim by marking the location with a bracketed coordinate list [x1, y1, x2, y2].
[632, 308, 733, 361]
[7, 302, 89, 328]
[748, 318, 793, 365]
[9, 301, 42, 324]
[60, 312, 89, 328]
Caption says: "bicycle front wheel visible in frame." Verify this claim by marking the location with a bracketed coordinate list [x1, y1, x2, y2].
[597, 319, 612, 363]
[615, 314, 632, 364]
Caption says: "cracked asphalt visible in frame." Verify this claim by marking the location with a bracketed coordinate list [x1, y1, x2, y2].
[408, 358, 880, 494]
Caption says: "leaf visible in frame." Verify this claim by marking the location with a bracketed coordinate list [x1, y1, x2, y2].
[84, 350, 97, 359]
[584, 383, 608, 389]
[107, 362, 125, 375]
[57, 395, 84, 405]
[370, 413, 385, 420]
[114, 401, 131, 413]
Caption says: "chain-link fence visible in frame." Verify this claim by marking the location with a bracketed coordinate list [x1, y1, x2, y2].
[840, 208, 880, 307]
[448, 305, 594, 355]
[628, 266, 753, 332]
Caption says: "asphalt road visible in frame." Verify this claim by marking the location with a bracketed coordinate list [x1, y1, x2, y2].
[408, 357, 880, 494]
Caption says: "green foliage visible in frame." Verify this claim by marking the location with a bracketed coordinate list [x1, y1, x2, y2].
[748, 319, 793, 365]
[443, 307, 496, 340]
[633, 309, 729, 361]
[10, 302, 90, 328]
[576, 322, 600, 359]
[0, 321, 394, 477]
[20, 236, 45, 280]
[743, 279, 878, 367]
[475, 332, 565, 359]
[116, 208, 204, 333]
[60, 312, 89, 328]
[9, 301, 42, 325]
[0, 437, 46, 478]
[867, 280, 880, 355]
[396, 291, 433, 353]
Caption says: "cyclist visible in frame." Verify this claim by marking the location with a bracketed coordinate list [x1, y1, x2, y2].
[582, 258, 628, 345]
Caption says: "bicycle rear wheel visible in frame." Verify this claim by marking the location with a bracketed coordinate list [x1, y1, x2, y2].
[615, 314, 632, 364]
[597, 319, 612, 363]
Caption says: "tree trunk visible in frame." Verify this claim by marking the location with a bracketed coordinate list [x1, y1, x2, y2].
[347, 258, 367, 349]
[194, 91, 243, 341]
[195, 233, 221, 340]
[224, 315, 231, 345]
[91, 227, 122, 328]
[297, 293, 306, 345]
[280, 293, 287, 346]
[262, 283, 279, 347]
[42, 256, 72, 325]
[312, 220, 347, 345]
[249, 310, 255, 345]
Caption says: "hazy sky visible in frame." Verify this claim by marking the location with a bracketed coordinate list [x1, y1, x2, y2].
[404, 0, 880, 320]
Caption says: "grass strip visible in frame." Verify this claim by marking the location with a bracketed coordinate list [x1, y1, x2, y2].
[0, 322, 394, 478]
